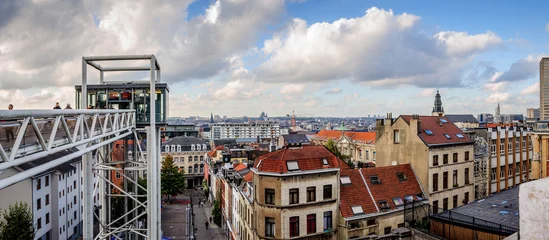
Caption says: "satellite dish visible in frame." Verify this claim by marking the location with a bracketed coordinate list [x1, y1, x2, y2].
[391, 161, 397, 166]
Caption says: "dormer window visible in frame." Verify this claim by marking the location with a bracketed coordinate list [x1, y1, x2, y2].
[370, 176, 381, 184]
[378, 200, 389, 210]
[396, 172, 406, 181]
[203, 144, 207, 150]
[176, 145, 181, 152]
[197, 144, 201, 151]
[191, 144, 195, 151]
[170, 145, 175, 152]
[165, 145, 170, 152]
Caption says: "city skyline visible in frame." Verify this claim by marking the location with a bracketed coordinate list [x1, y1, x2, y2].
[0, 0, 547, 116]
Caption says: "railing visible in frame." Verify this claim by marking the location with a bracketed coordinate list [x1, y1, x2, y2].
[430, 206, 518, 236]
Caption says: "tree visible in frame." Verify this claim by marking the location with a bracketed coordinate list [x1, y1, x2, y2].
[211, 190, 222, 225]
[161, 155, 186, 202]
[324, 139, 350, 161]
[202, 179, 209, 198]
[0, 202, 35, 240]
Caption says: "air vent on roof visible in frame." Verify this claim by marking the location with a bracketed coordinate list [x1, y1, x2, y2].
[351, 206, 364, 215]
[370, 175, 381, 184]
[443, 134, 451, 139]
[396, 172, 406, 181]
[456, 133, 464, 139]
[340, 176, 351, 185]
[424, 129, 433, 135]
[287, 161, 299, 171]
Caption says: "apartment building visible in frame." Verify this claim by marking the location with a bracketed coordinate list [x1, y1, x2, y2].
[376, 114, 474, 213]
[338, 164, 429, 239]
[161, 136, 210, 188]
[540, 57, 549, 120]
[232, 172, 254, 240]
[210, 122, 280, 140]
[466, 127, 532, 198]
[311, 130, 376, 164]
[251, 146, 344, 239]
[0, 148, 100, 240]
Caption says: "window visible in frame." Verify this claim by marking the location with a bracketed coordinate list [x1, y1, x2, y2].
[392, 197, 404, 206]
[443, 154, 448, 164]
[443, 198, 448, 211]
[265, 217, 275, 237]
[115, 172, 121, 179]
[37, 178, 41, 190]
[37, 198, 42, 210]
[289, 188, 299, 204]
[453, 170, 458, 187]
[396, 172, 406, 181]
[465, 151, 470, 161]
[74, 196, 77, 204]
[323, 211, 332, 230]
[433, 173, 438, 191]
[394, 130, 400, 143]
[45, 176, 49, 187]
[416, 193, 424, 201]
[46, 213, 50, 224]
[46, 194, 50, 206]
[384, 227, 392, 234]
[307, 214, 316, 234]
[465, 168, 470, 184]
[464, 192, 469, 204]
[440, 118, 448, 123]
[424, 129, 433, 135]
[370, 175, 381, 184]
[340, 176, 351, 185]
[188, 166, 192, 173]
[290, 217, 299, 237]
[444, 134, 451, 139]
[74, 211, 77, 220]
[323, 185, 332, 200]
[433, 155, 439, 166]
[165, 145, 169, 152]
[443, 172, 448, 189]
[322, 158, 328, 165]
[491, 167, 496, 180]
[404, 195, 414, 203]
[351, 206, 364, 215]
[453, 153, 458, 163]
[433, 200, 439, 214]
[37, 218, 42, 230]
[379, 200, 389, 210]
[287, 161, 299, 171]
[73, 181, 76, 189]
[307, 187, 316, 202]
[453, 195, 458, 208]
[367, 219, 376, 226]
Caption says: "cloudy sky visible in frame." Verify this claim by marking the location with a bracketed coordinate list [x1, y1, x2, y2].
[0, 0, 547, 117]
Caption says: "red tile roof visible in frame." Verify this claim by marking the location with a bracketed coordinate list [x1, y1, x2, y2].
[235, 163, 247, 171]
[254, 146, 341, 173]
[243, 172, 253, 183]
[485, 123, 514, 128]
[316, 130, 344, 139]
[400, 115, 472, 146]
[315, 130, 376, 144]
[208, 145, 225, 158]
[339, 164, 425, 218]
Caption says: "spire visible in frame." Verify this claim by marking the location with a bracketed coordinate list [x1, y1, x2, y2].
[495, 102, 501, 123]
[210, 113, 214, 123]
[431, 89, 445, 116]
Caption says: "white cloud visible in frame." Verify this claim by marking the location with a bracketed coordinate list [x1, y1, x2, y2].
[521, 82, 539, 96]
[486, 92, 510, 103]
[493, 55, 541, 82]
[280, 84, 306, 95]
[483, 81, 507, 92]
[256, 7, 502, 88]
[419, 88, 435, 97]
[324, 88, 342, 94]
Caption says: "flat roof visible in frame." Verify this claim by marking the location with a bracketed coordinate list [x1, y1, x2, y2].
[432, 187, 519, 232]
[75, 83, 169, 91]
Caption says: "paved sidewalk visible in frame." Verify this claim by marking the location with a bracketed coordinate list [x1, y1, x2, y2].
[191, 190, 225, 239]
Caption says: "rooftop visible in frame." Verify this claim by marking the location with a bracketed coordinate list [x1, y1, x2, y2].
[339, 164, 426, 219]
[282, 134, 310, 143]
[400, 115, 473, 146]
[314, 130, 376, 144]
[446, 114, 479, 124]
[253, 146, 341, 173]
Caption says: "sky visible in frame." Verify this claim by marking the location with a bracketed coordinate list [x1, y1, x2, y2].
[0, 0, 547, 117]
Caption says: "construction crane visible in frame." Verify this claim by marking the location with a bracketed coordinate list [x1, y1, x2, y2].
[286, 110, 314, 132]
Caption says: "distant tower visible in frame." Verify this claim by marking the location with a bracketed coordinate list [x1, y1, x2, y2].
[210, 113, 214, 123]
[495, 102, 501, 123]
[431, 89, 445, 116]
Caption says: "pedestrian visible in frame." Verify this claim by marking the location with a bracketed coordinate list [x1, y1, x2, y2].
[4, 104, 15, 142]
[53, 102, 61, 109]
[64, 103, 72, 109]
[209, 216, 212, 223]
[205, 221, 209, 230]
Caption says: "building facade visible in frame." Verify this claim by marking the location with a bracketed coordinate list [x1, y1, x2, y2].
[251, 146, 343, 239]
[161, 136, 210, 188]
[210, 122, 280, 140]
[446, 114, 479, 129]
[541, 58, 549, 120]
[527, 108, 540, 120]
[311, 130, 377, 164]
[376, 114, 475, 213]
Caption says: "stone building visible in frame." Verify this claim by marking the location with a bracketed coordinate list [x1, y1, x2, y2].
[311, 130, 376, 164]
[251, 146, 345, 239]
[376, 114, 474, 213]
[338, 164, 429, 239]
[161, 136, 210, 188]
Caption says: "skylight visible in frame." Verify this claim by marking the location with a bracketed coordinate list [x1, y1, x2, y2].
[416, 193, 424, 201]
[322, 158, 329, 165]
[404, 195, 414, 203]
[351, 206, 364, 215]
[456, 133, 464, 139]
[444, 134, 451, 139]
[287, 161, 299, 171]
[424, 129, 433, 135]
[393, 197, 404, 206]
[340, 176, 351, 185]
[440, 118, 448, 123]
[370, 175, 381, 184]
[396, 172, 407, 181]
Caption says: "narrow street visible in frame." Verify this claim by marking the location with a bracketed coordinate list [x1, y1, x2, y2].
[189, 189, 225, 239]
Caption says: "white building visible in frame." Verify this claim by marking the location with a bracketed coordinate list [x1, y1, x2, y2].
[0, 148, 100, 240]
[210, 122, 280, 140]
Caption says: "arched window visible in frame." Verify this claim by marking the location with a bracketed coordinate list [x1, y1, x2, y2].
[171, 145, 175, 152]
[197, 144, 201, 151]
[191, 144, 195, 151]
[203, 144, 207, 150]
[365, 150, 370, 160]
[176, 145, 181, 152]
[165, 145, 169, 152]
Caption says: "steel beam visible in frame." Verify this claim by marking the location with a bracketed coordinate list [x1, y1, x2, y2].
[84, 55, 154, 61]
[101, 67, 151, 72]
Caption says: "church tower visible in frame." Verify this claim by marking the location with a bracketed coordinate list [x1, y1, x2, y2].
[495, 102, 501, 123]
[431, 89, 445, 116]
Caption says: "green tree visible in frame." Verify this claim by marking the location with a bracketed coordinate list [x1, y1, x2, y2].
[0, 202, 35, 240]
[211, 190, 222, 225]
[161, 155, 186, 202]
[347, 160, 355, 169]
[202, 179, 209, 197]
[324, 139, 350, 160]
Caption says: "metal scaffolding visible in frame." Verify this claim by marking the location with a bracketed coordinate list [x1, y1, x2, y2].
[0, 55, 163, 240]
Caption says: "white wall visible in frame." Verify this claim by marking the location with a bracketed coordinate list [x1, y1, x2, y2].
[33, 175, 52, 240]
[519, 178, 549, 240]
